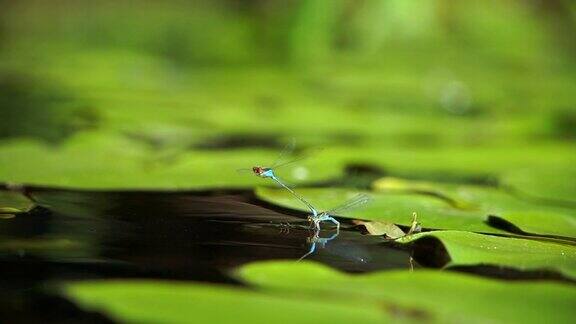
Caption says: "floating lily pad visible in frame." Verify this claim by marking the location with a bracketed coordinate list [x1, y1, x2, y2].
[255, 187, 502, 233]
[501, 168, 576, 206]
[0, 135, 342, 189]
[374, 177, 576, 238]
[1, 115, 573, 193]
[65, 279, 388, 323]
[398, 231, 576, 280]
[321, 143, 575, 184]
[0, 190, 34, 214]
[238, 261, 576, 324]
[0, 238, 81, 253]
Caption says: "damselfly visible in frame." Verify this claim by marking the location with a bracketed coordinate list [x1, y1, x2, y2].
[299, 193, 372, 260]
[240, 140, 320, 219]
[310, 193, 371, 231]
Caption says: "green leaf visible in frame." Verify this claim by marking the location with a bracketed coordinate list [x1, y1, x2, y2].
[0, 190, 34, 213]
[353, 219, 406, 239]
[255, 187, 503, 233]
[398, 231, 576, 279]
[501, 168, 576, 206]
[238, 261, 576, 324]
[321, 144, 575, 183]
[65, 280, 388, 324]
[0, 238, 81, 252]
[0, 136, 341, 189]
[373, 177, 576, 238]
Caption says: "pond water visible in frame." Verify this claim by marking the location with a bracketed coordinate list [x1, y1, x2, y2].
[1, 186, 574, 322]
[0, 188, 418, 312]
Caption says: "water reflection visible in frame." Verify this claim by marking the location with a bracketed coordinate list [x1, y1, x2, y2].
[0, 187, 416, 288]
[299, 228, 340, 261]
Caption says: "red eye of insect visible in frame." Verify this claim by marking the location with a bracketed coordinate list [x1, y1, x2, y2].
[252, 166, 262, 174]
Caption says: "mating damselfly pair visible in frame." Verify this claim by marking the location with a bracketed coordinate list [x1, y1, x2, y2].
[240, 140, 371, 232]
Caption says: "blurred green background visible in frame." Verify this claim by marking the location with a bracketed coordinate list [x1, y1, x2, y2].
[0, 0, 574, 192]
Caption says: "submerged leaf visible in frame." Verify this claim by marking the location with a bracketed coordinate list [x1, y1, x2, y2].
[0, 190, 34, 213]
[0, 207, 20, 214]
[0, 238, 82, 252]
